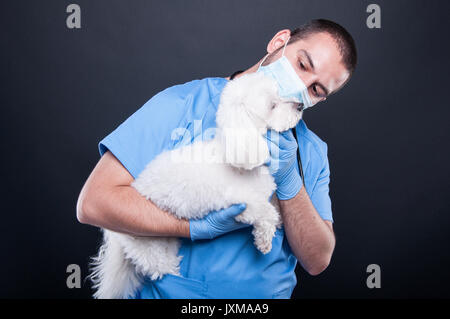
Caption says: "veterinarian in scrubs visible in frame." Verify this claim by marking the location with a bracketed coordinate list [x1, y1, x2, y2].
[77, 19, 357, 298]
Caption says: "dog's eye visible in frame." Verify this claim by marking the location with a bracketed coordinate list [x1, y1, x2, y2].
[271, 103, 276, 109]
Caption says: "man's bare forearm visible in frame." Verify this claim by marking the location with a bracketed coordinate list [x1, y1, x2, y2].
[77, 151, 190, 238]
[78, 185, 190, 237]
[278, 187, 335, 275]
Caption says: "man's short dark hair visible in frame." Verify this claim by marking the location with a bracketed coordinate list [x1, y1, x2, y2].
[290, 19, 357, 76]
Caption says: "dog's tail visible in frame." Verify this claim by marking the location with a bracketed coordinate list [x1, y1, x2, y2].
[89, 229, 142, 299]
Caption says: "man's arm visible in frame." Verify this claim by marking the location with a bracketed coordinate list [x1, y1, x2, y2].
[77, 151, 248, 239]
[77, 151, 190, 237]
[266, 129, 335, 275]
[278, 188, 335, 276]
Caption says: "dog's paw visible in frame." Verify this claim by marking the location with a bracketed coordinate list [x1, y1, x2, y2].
[145, 264, 181, 281]
[253, 224, 276, 254]
[255, 238, 272, 254]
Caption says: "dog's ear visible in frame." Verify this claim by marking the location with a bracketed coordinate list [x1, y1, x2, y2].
[216, 75, 270, 169]
[217, 103, 270, 170]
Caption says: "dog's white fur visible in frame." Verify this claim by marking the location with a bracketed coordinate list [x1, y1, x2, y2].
[89, 72, 303, 299]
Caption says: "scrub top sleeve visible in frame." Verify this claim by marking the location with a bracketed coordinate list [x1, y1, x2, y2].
[98, 89, 189, 179]
[310, 146, 334, 223]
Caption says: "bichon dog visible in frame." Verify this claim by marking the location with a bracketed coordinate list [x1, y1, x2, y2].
[90, 72, 303, 299]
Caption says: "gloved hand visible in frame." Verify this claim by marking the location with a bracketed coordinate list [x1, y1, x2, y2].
[265, 129, 303, 200]
[189, 204, 249, 241]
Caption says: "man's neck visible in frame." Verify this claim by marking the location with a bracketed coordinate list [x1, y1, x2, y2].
[225, 60, 262, 80]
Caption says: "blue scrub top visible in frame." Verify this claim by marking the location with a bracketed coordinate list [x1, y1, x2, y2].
[99, 77, 333, 299]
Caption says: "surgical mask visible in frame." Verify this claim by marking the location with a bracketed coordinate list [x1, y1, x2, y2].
[257, 37, 314, 110]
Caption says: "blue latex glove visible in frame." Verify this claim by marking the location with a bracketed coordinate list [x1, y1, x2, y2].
[265, 129, 303, 200]
[189, 204, 249, 241]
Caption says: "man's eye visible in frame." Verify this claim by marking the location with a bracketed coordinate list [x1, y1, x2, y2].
[312, 85, 319, 97]
[299, 61, 306, 70]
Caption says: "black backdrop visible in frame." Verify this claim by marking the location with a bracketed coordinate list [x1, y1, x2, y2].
[1, 0, 449, 299]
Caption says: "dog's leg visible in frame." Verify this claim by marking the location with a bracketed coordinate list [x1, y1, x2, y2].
[235, 201, 281, 254]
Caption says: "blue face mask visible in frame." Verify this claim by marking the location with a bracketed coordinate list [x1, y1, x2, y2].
[257, 37, 314, 110]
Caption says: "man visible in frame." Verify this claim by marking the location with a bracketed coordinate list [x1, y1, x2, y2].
[77, 19, 357, 298]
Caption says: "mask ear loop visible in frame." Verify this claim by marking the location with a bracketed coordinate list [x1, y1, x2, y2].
[258, 54, 269, 70]
[258, 36, 291, 70]
[281, 36, 290, 57]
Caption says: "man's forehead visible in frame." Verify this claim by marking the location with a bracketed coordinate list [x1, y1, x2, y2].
[292, 33, 349, 93]
[329, 71, 350, 93]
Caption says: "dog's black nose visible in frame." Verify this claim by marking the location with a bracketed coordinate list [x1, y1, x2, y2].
[297, 103, 304, 112]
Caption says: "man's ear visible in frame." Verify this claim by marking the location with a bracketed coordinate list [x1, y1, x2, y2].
[267, 29, 291, 54]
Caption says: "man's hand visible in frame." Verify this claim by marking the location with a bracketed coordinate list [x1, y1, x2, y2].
[265, 129, 302, 200]
[189, 204, 249, 241]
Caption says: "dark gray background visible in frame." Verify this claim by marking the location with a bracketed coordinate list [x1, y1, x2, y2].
[1, 0, 449, 298]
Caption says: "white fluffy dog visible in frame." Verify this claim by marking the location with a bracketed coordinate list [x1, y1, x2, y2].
[90, 72, 303, 299]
